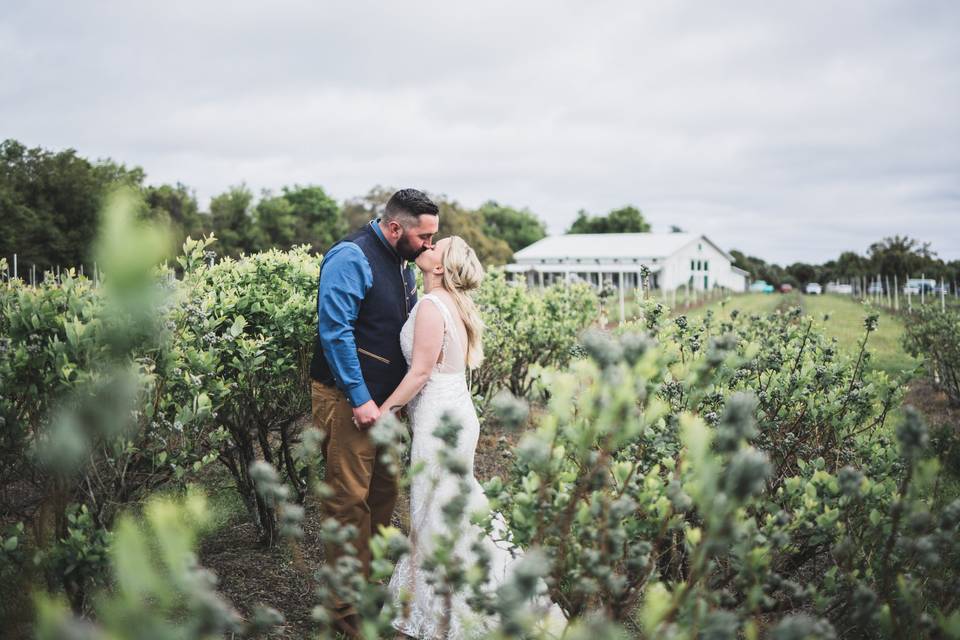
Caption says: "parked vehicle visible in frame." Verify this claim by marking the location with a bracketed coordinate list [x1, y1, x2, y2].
[904, 278, 936, 296]
[805, 283, 822, 295]
[867, 282, 884, 294]
[826, 282, 854, 295]
[749, 280, 775, 293]
[780, 283, 793, 293]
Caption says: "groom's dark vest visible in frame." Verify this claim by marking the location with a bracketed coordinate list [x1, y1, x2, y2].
[310, 224, 417, 406]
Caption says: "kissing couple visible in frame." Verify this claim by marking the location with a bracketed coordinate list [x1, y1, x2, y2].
[310, 189, 564, 638]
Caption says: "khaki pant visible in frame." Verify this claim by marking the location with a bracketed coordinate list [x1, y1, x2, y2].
[311, 381, 398, 614]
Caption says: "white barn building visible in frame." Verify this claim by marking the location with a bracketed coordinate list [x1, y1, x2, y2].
[505, 232, 749, 293]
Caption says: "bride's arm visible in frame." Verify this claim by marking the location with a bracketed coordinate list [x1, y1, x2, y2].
[378, 299, 445, 416]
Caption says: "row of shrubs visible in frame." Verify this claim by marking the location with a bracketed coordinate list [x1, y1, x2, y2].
[0, 195, 598, 629]
[902, 306, 960, 405]
[23, 289, 960, 639]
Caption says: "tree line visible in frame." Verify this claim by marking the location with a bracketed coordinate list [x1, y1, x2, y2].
[0, 139, 549, 272]
[5, 138, 954, 289]
[730, 236, 960, 291]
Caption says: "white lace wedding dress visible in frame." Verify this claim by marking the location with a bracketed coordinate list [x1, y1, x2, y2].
[388, 294, 564, 640]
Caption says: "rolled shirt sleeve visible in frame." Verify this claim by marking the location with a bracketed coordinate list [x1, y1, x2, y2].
[318, 243, 374, 407]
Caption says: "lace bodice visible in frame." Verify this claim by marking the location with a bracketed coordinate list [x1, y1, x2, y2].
[400, 293, 467, 375]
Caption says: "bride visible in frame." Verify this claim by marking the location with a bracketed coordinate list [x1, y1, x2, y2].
[378, 236, 563, 639]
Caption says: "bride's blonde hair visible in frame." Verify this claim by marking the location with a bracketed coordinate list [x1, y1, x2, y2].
[440, 236, 484, 368]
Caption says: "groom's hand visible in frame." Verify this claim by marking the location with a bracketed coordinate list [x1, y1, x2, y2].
[352, 400, 381, 430]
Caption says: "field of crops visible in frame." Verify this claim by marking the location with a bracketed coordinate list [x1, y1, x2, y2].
[1, 202, 959, 639]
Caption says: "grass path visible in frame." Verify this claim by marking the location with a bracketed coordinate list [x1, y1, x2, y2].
[799, 294, 920, 378]
[672, 292, 920, 378]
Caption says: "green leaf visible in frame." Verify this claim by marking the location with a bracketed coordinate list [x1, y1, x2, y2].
[3, 536, 18, 552]
[229, 315, 246, 338]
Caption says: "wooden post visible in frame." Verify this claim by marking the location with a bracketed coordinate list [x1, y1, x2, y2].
[921, 273, 925, 306]
[12, 253, 17, 280]
[885, 276, 891, 309]
[941, 277, 946, 313]
[618, 272, 625, 324]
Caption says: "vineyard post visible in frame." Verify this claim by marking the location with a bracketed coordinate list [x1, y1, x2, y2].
[921, 272, 925, 306]
[13, 253, 17, 280]
[80, 264, 84, 279]
[618, 272, 625, 324]
[894, 274, 899, 311]
[885, 276, 891, 309]
[941, 277, 946, 313]
[31, 264, 36, 287]
[94, 262, 99, 287]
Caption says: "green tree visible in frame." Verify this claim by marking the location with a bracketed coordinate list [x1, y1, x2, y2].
[209, 185, 255, 257]
[786, 262, 817, 287]
[434, 196, 513, 266]
[252, 185, 343, 253]
[0, 139, 144, 272]
[252, 191, 296, 251]
[567, 205, 650, 234]
[281, 184, 344, 253]
[341, 185, 394, 233]
[143, 183, 207, 250]
[729, 249, 787, 287]
[478, 201, 546, 252]
[866, 235, 940, 283]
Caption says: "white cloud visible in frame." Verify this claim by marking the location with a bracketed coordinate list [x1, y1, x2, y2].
[2, 0, 957, 263]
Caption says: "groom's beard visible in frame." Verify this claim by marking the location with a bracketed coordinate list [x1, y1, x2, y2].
[396, 236, 426, 262]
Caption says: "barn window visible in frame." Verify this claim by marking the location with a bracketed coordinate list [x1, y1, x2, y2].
[704, 260, 709, 271]
[690, 259, 695, 271]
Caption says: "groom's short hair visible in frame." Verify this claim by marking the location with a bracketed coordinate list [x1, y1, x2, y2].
[384, 189, 439, 227]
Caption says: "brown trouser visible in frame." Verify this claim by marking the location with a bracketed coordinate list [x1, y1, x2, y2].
[311, 381, 398, 614]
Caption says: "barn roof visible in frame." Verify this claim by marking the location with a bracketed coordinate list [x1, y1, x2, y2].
[512, 233, 733, 263]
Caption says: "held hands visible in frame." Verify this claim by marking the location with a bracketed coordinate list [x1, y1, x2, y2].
[352, 400, 381, 430]
[378, 403, 406, 420]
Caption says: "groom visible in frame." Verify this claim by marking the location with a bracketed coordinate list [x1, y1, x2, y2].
[310, 188, 439, 632]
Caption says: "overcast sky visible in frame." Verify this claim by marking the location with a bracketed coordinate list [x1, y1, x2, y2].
[2, 1, 958, 264]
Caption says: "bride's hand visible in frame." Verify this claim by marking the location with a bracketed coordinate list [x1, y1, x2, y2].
[380, 404, 404, 419]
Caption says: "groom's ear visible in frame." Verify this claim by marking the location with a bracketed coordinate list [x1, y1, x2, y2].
[386, 220, 404, 239]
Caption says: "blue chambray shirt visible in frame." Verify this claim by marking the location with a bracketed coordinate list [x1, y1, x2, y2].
[317, 220, 398, 408]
